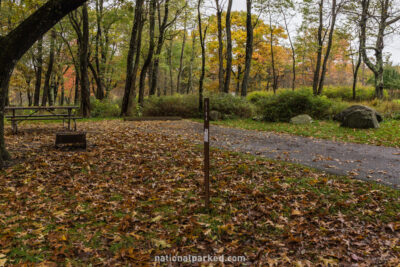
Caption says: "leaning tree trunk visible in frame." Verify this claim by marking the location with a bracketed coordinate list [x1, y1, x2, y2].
[0, 0, 88, 166]
[317, 0, 338, 95]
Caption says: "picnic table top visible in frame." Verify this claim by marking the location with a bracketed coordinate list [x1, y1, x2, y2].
[5, 106, 79, 111]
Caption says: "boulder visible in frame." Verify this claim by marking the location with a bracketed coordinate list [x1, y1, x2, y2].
[334, 105, 383, 123]
[335, 105, 381, 129]
[290, 114, 313, 125]
[209, 110, 222, 121]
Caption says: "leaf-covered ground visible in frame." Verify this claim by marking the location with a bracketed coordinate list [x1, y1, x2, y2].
[201, 119, 400, 148]
[0, 120, 400, 266]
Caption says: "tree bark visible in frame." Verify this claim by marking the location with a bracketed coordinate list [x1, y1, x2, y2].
[352, 47, 362, 100]
[198, 0, 207, 111]
[138, 0, 156, 107]
[168, 39, 174, 95]
[187, 32, 196, 94]
[121, 0, 145, 116]
[223, 0, 233, 94]
[317, 0, 338, 95]
[33, 37, 43, 106]
[94, 0, 105, 100]
[269, 13, 278, 94]
[150, 0, 172, 96]
[241, 0, 253, 97]
[42, 29, 56, 106]
[177, 9, 187, 94]
[312, 0, 324, 96]
[215, 0, 224, 92]
[80, 3, 90, 117]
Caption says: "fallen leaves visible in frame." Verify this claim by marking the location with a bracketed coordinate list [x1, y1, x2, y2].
[0, 120, 399, 266]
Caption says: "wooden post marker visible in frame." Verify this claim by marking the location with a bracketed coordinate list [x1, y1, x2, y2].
[204, 98, 210, 211]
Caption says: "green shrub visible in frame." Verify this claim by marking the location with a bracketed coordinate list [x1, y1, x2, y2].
[247, 91, 274, 104]
[142, 93, 254, 119]
[90, 97, 121, 117]
[209, 93, 254, 118]
[143, 94, 200, 118]
[258, 90, 337, 122]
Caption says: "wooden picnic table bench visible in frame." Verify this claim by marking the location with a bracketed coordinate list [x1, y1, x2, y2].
[5, 106, 82, 134]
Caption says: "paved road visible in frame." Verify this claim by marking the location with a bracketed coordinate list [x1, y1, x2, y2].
[151, 120, 400, 188]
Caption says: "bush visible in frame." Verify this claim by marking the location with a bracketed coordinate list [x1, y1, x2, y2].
[209, 93, 254, 118]
[143, 94, 199, 118]
[90, 97, 121, 117]
[142, 93, 254, 119]
[247, 91, 274, 104]
[257, 90, 337, 122]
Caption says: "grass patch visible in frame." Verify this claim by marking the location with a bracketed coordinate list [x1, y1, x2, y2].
[199, 118, 400, 148]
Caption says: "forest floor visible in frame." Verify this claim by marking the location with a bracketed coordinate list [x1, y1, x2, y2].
[0, 120, 400, 265]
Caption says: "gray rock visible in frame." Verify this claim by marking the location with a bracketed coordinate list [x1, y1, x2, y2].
[290, 114, 313, 125]
[337, 105, 381, 129]
[209, 110, 222, 121]
[334, 105, 383, 123]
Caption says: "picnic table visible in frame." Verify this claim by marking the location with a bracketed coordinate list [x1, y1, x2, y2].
[5, 106, 82, 134]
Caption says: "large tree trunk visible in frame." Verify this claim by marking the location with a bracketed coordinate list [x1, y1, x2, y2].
[121, 0, 145, 116]
[94, 0, 105, 100]
[241, 0, 253, 97]
[0, 0, 88, 166]
[177, 10, 187, 94]
[127, 18, 145, 114]
[312, 0, 324, 95]
[138, 0, 156, 107]
[215, 0, 224, 92]
[359, 0, 392, 99]
[80, 3, 90, 117]
[223, 0, 233, 94]
[42, 29, 56, 106]
[33, 37, 43, 106]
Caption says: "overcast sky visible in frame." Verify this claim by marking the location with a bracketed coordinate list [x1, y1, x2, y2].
[229, 1, 400, 64]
